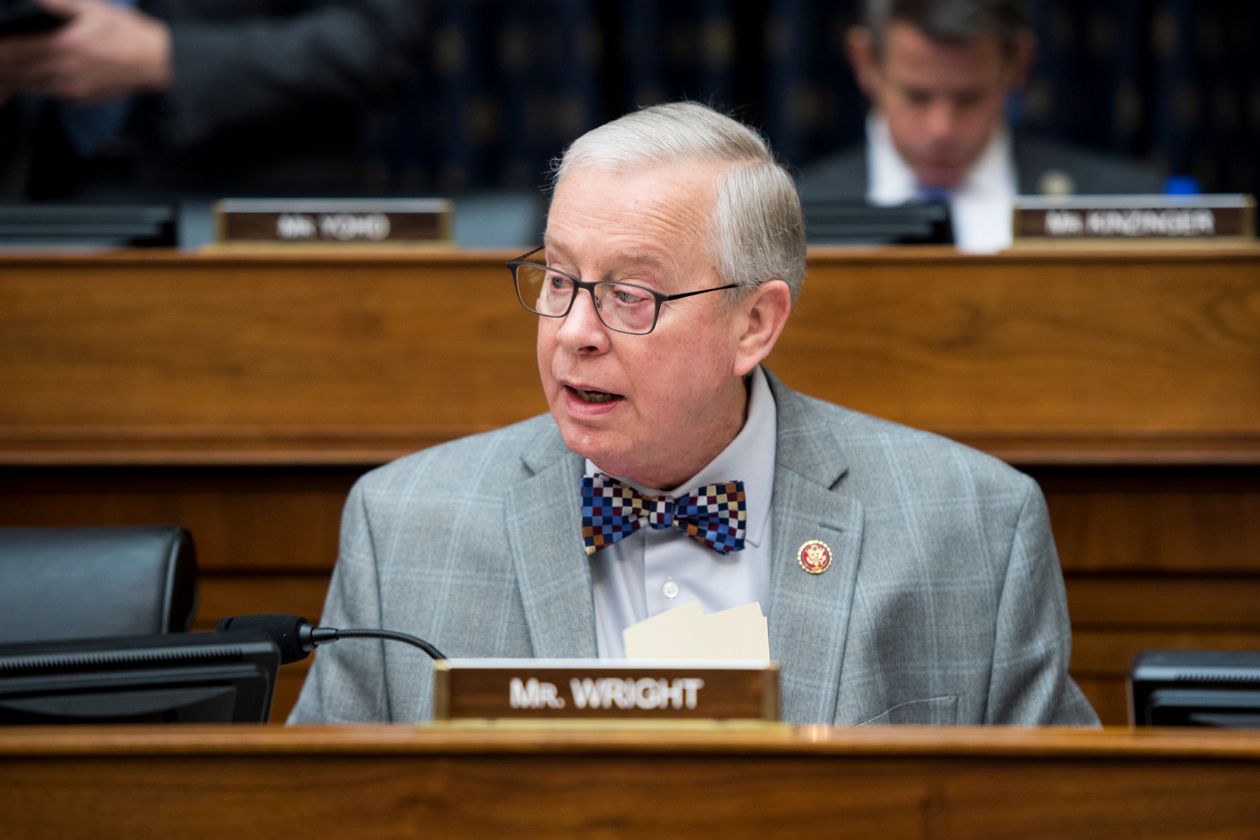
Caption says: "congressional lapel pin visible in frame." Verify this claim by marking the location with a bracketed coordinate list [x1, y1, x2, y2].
[797, 540, 832, 575]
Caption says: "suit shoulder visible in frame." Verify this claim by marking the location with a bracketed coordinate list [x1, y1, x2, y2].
[1015, 134, 1165, 194]
[355, 413, 557, 498]
[791, 392, 1035, 500]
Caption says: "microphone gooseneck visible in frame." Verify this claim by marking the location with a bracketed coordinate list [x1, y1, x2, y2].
[216, 613, 446, 663]
[331, 628, 446, 661]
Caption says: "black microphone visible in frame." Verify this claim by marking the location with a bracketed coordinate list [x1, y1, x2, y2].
[216, 613, 445, 664]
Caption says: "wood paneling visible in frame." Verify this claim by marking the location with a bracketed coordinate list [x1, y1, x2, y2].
[2, 248, 1257, 463]
[1066, 577, 1260, 629]
[0, 252, 543, 462]
[2, 726, 1260, 839]
[0, 466, 356, 570]
[2, 249, 1257, 726]
[787, 249, 1260, 450]
[1041, 467, 1260, 572]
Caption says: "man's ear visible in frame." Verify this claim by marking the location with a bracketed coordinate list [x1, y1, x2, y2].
[733, 280, 793, 377]
[845, 26, 880, 99]
[1006, 28, 1037, 89]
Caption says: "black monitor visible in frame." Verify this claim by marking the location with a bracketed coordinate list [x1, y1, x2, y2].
[0, 204, 177, 248]
[0, 631, 279, 724]
[1129, 650, 1260, 728]
[802, 200, 953, 246]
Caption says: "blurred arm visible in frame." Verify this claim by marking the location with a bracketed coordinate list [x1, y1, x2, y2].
[0, 0, 170, 104]
[160, 0, 425, 148]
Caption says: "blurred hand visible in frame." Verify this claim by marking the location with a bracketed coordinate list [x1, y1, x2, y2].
[0, 0, 171, 103]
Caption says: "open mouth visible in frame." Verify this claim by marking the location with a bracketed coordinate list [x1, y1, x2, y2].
[568, 386, 623, 404]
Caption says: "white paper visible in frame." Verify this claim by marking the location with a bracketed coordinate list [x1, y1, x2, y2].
[623, 601, 769, 660]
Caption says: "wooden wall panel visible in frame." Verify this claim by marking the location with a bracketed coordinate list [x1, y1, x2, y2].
[1066, 577, 1260, 629]
[786, 250, 1260, 447]
[2, 249, 1257, 463]
[0, 253, 543, 461]
[0, 466, 357, 570]
[1041, 468, 1260, 572]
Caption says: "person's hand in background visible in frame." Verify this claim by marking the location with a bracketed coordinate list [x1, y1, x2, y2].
[0, 0, 171, 104]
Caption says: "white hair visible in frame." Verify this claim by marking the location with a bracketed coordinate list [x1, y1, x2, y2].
[551, 101, 806, 302]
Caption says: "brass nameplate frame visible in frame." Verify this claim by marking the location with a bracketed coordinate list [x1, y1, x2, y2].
[212, 198, 453, 246]
[1012, 194, 1254, 245]
[432, 659, 779, 721]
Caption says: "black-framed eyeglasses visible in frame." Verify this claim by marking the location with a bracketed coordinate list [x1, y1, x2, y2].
[505, 246, 739, 336]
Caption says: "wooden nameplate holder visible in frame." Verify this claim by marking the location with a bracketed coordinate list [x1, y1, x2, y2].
[1012, 194, 1255, 247]
[211, 198, 454, 249]
[432, 659, 780, 722]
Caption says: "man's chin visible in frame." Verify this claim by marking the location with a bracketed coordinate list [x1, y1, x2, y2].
[912, 163, 967, 192]
[557, 425, 644, 479]
[556, 421, 614, 465]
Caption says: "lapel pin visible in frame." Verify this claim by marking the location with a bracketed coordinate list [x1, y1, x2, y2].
[797, 540, 832, 575]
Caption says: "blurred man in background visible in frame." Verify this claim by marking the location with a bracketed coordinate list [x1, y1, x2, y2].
[797, 0, 1163, 252]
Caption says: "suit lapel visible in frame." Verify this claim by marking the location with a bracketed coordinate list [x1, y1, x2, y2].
[764, 373, 865, 724]
[498, 373, 866, 719]
[504, 424, 598, 658]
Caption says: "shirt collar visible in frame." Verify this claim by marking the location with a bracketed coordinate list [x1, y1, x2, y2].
[961, 122, 1014, 198]
[587, 366, 776, 548]
[866, 113, 917, 205]
[866, 112, 1014, 202]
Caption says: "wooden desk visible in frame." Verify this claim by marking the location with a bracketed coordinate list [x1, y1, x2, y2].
[2, 725, 1259, 838]
[2, 248, 1258, 723]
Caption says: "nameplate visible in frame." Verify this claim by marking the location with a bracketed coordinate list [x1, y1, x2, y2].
[213, 198, 453, 246]
[1013, 194, 1254, 244]
[432, 659, 779, 721]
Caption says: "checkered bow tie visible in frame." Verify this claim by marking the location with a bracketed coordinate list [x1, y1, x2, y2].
[580, 472, 747, 556]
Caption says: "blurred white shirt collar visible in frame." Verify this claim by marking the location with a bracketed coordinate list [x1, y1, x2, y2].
[866, 112, 1017, 253]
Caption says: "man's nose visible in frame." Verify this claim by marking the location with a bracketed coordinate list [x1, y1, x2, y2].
[555, 286, 609, 349]
[923, 100, 960, 140]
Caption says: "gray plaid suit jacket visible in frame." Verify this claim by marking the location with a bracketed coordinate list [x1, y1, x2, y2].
[289, 370, 1097, 726]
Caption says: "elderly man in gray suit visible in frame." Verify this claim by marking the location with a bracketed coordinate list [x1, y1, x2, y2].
[290, 101, 1098, 727]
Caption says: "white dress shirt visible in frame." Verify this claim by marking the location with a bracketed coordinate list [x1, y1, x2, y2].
[866, 113, 1018, 253]
[586, 366, 777, 659]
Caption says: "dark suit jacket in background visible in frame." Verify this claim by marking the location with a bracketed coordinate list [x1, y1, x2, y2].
[797, 132, 1165, 203]
[1, 0, 426, 199]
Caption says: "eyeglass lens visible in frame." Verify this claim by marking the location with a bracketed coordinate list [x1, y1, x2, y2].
[514, 263, 659, 334]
